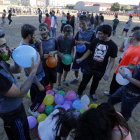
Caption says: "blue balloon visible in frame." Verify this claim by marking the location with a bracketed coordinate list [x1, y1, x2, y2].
[72, 100, 83, 110]
[76, 44, 86, 53]
[72, 98, 80, 103]
[54, 104, 61, 110]
[12, 45, 37, 68]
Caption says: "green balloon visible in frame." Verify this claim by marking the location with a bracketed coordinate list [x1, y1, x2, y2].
[45, 105, 54, 115]
[58, 90, 65, 97]
[80, 108, 87, 114]
[62, 54, 73, 65]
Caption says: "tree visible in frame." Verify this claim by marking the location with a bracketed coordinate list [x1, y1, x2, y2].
[123, 5, 131, 10]
[66, 4, 75, 9]
[111, 2, 121, 11]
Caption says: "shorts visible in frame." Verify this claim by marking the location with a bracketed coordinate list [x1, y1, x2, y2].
[123, 28, 129, 32]
[43, 66, 57, 86]
[57, 62, 71, 74]
[72, 54, 88, 74]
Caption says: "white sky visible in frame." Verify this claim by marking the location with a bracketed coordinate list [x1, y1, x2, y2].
[67, 0, 140, 5]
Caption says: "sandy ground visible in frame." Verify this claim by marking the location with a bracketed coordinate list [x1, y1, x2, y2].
[0, 14, 140, 140]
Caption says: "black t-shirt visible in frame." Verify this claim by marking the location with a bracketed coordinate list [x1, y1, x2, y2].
[8, 13, 12, 19]
[75, 31, 96, 57]
[126, 62, 140, 94]
[0, 62, 12, 95]
[85, 38, 118, 77]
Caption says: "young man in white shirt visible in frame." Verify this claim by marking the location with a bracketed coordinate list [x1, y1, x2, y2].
[51, 11, 57, 38]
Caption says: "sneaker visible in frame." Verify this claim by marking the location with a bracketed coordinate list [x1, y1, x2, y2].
[118, 36, 121, 38]
[70, 78, 79, 84]
[28, 108, 40, 117]
[58, 85, 64, 91]
[63, 80, 69, 86]
[104, 91, 110, 96]
[90, 94, 97, 102]
[52, 88, 58, 93]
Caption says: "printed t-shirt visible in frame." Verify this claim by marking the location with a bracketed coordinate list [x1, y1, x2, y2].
[41, 38, 59, 67]
[115, 45, 140, 74]
[75, 28, 96, 57]
[113, 18, 119, 26]
[51, 16, 57, 28]
[86, 38, 118, 76]
[126, 62, 140, 94]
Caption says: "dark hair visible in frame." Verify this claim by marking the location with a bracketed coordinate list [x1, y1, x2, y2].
[129, 15, 132, 18]
[39, 22, 48, 30]
[79, 15, 87, 21]
[21, 24, 37, 39]
[100, 16, 104, 22]
[53, 108, 81, 137]
[38, 8, 40, 10]
[46, 13, 49, 17]
[3, 10, 6, 12]
[131, 26, 140, 32]
[97, 103, 130, 139]
[70, 15, 75, 24]
[115, 15, 118, 18]
[74, 108, 112, 140]
[90, 15, 94, 25]
[63, 24, 73, 32]
[97, 25, 112, 37]
[0, 30, 5, 38]
[8, 10, 11, 13]
[52, 10, 55, 13]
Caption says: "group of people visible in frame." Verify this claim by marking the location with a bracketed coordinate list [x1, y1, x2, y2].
[0, 11, 140, 140]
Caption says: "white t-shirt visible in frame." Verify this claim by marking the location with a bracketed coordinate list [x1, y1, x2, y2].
[51, 16, 57, 28]
[121, 38, 130, 58]
[38, 109, 61, 140]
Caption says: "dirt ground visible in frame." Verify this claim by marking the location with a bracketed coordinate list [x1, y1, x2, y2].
[0, 14, 140, 140]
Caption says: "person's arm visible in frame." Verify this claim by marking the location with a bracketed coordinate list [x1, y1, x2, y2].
[9, 62, 22, 74]
[76, 50, 91, 64]
[103, 57, 115, 81]
[119, 41, 125, 52]
[71, 46, 74, 61]
[49, 38, 59, 56]
[36, 39, 43, 58]
[118, 67, 140, 88]
[4, 53, 40, 98]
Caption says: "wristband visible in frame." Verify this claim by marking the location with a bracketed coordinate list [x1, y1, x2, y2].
[123, 74, 127, 79]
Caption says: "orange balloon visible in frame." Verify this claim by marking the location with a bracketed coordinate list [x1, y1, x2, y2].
[46, 56, 57, 68]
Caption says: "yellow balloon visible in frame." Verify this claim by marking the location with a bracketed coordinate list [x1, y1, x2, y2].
[37, 113, 47, 123]
[89, 103, 98, 109]
[27, 90, 31, 98]
[43, 94, 54, 105]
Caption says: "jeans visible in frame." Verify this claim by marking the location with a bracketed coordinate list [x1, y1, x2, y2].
[61, 23, 66, 33]
[0, 104, 31, 140]
[51, 27, 56, 37]
[1, 18, 6, 27]
[8, 18, 12, 25]
[30, 78, 46, 111]
[109, 73, 122, 95]
[39, 17, 42, 23]
[77, 73, 102, 95]
[112, 25, 117, 35]
[108, 86, 140, 121]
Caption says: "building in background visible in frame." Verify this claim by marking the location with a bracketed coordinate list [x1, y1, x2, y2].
[10, 0, 19, 5]
[21, 0, 30, 6]
[75, 1, 112, 11]
[36, 0, 45, 7]
[46, 0, 66, 8]
[3, 0, 10, 4]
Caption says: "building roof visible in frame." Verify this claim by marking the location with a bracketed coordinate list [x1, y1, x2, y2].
[82, 1, 112, 6]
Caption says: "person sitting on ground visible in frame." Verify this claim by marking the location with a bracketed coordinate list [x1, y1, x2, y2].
[37, 108, 81, 140]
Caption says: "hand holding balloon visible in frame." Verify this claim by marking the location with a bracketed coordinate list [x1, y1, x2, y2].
[118, 67, 125, 76]
[59, 52, 64, 60]
[44, 54, 49, 59]
[76, 58, 82, 64]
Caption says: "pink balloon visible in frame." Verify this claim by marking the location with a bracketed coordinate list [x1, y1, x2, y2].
[61, 103, 70, 111]
[27, 116, 37, 129]
[46, 90, 55, 96]
[65, 90, 76, 101]
[83, 103, 89, 110]
[37, 103, 45, 113]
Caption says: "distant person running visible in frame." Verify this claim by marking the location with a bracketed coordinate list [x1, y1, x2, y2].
[8, 10, 12, 26]
[0, 10, 6, 27]
[119, 15, 132, 39]
[112, 15, 119, 36]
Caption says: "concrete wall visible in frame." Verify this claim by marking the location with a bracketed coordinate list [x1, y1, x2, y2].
[74, 1, 85, 10]
[99, 6, 110, 11]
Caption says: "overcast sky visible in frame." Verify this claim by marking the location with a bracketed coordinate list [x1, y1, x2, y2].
[68, 0, 140, 5]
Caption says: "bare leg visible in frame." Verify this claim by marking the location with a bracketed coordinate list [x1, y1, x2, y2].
[49, 81, 54, 89]
[63, 71, 68, 81]
[75, 70, 79, 78]
[58, 73, 62, 85]
[125, 32, 127, 37]
[121, 31, 124, 36]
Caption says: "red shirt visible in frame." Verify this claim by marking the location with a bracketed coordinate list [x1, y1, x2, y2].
[44, 17, 51, 29]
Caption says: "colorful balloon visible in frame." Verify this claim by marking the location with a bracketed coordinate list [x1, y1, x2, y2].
[61, 103, 70, 111]
[43, 94, 54, 105]
[62, 54, 73, 65]
[46, 90, 55, 96]
[72, 98, 80, 103]
[45, 85, 51, 91]
[76, 44, 86, 53]
[27, 90, 31, 98]
[89, 103, 98, 109]
[54, 93, 64, 105]
[58, 90, 65, 97]
[27, 116, 37, 129]
[65, 90, 76, 100]
[83, 103, 89, 110]
[46, 56, 57, 68]
[12, 45, 37, 68]
[54, 104, 62, 110]
[37, 114, 47, 123]
[45, 105, 54, 115]
[64, 100, 72, 108]
[72, 100, 83, 110]
[80, 108, 87, 114]
[81, 95, 90, 106]
[37, 103, 45, 113]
